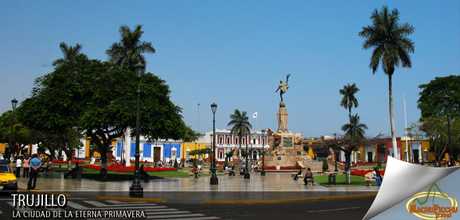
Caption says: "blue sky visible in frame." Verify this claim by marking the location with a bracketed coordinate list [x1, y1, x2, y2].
[0, 1, 459, 138]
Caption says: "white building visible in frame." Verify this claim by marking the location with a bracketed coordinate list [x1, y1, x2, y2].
[202, 129, 269, 162]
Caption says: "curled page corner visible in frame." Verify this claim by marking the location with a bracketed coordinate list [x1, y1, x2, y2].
[362, 157, 460, 220]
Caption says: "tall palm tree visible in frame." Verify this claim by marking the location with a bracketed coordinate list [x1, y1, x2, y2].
[106, 24, 155, 70]
[339, 83, 360, 115]
[227, 109, 252, 156]
[341, 114, 368, 138]
[52, 42, 86, 67]
[359, 6, 415, 159]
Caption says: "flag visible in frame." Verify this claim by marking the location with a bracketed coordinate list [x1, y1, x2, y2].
[252, 112, 258, 119]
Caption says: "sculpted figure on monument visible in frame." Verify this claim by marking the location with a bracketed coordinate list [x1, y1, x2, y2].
[266, 128, 281, 152]
[275, 74, 291, 101]
[275, 145, 286, 156]
[294, 133, 303, 145]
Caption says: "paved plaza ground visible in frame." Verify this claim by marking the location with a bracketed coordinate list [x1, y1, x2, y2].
[16, 171, 379, 203]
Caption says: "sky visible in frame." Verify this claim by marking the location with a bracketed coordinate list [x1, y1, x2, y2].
[0, 1, 459, 139]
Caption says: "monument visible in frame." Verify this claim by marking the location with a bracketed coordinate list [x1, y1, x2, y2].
[264, 74, 318, 170]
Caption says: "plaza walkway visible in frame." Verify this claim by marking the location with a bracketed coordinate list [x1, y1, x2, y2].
[16, 171, 379, 203]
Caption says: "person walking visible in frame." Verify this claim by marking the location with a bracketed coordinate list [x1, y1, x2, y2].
[16, 156, 22, 177]
[27, 154, 41, 190]
[23, 154, 30, 178]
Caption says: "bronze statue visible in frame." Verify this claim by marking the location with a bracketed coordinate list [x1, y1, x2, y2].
[275, 74, 290, 101]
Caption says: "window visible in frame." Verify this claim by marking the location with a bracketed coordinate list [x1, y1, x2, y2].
[357, 152, 361, 162]
[227, 137, 230, 144]
[219, 151, 224, 159]
[219, 137, 223, 144]
[424, 150, 429, 162]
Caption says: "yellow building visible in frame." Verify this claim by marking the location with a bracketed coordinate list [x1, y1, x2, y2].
[181, 142, 212, 162]
[400, 138, 434, 163]
[0, 143, 5, 154]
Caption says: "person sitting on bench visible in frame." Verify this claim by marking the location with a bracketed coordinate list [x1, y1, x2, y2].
[192, 166, 200, 178]
[304, 168, 314, 185]
[139, 164, 150, 182]
[64, 163, 80, 178]
[227, 166, 235, 176]
[293, 169, 302, 180]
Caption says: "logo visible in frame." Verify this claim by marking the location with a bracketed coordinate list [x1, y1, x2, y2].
[406, 183, 458, 220]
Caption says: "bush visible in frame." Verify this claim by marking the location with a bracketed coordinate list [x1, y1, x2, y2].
[174, 159, 178, 168]
[322, 160, 329, 171]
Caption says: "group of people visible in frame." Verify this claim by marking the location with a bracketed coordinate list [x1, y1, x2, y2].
[13, 154, 42, 190]
[293, 168, 314, 185]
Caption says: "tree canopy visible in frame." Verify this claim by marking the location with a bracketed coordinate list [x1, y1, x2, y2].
[52, 42, 87, 67]
[359, 5, 415, 160]
[418, 75, 460, 119]
[17, 56, 185, 169]
[339, 83, 359, 115]
[227, 109, 252, 156]
[419, 116, 460, 166]
[106, 24, 155, 71]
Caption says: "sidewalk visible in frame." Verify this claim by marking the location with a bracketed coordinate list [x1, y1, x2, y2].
[17, 171, 379, 203]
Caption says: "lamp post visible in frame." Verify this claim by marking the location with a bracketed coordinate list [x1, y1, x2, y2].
[261, 129, 266, 176]
[444, 95, 453, 167]
[7, 98, 18, 164]
[210, 103, 218, 185]
[334, 133, 338, 172]
[130, 62, 145, 197]
[244, 133, 250, 179]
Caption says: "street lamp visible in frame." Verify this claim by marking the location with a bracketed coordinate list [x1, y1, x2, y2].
[261, 129, 266, 176]
[334, 133, 338, 172]
[244, 133, 250, 179]
[7, 98, 18, 164]
[210, 103, 218, 185]
[444, 95, 453, 167]
[130, 62, 145, 197]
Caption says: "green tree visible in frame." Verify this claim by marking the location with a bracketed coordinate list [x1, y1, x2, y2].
[17, 56, 185, 175]
[227, 109, 252, 156]
[419, 117, 460, 166]
[339, 83, 360, 115]
[183, 126, 202, 142]
[0, 110, 38, 158]
[341, 114, 368, 138]
[52, 42, 87, 67]
[340, 114, 368, 184]
[322, 134, 381, 184]
[106, 24, 155, 71]
[418, 75, 460, 119]
[359, 6, 415, 159]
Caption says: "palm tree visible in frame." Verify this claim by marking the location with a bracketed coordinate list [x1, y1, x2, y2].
[359, 6, 415, 159]
[52, 42, 86, 67]
[227, 109, 252, 156]
[339, 83, 360, 116]
[106, 24, 155, 70]
[341, 114, 368, 138]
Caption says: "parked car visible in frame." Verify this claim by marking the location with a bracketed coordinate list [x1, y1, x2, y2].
[0, 160, 18, 194]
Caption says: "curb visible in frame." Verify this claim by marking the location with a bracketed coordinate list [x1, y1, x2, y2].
[18, 186, 71, 197]
[200, 193, 377, 204]
[95, 196, 166, 203]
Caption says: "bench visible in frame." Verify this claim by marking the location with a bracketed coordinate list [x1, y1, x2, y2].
[324, 172, 339, 176]
[364, 172, 383, 186]
[305, 178, 314, 186]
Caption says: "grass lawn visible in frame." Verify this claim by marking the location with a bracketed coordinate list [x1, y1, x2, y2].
[313, 174, 367, 185]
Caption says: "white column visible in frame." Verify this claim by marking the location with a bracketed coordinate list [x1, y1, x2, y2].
[124, 128, 131, 167]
